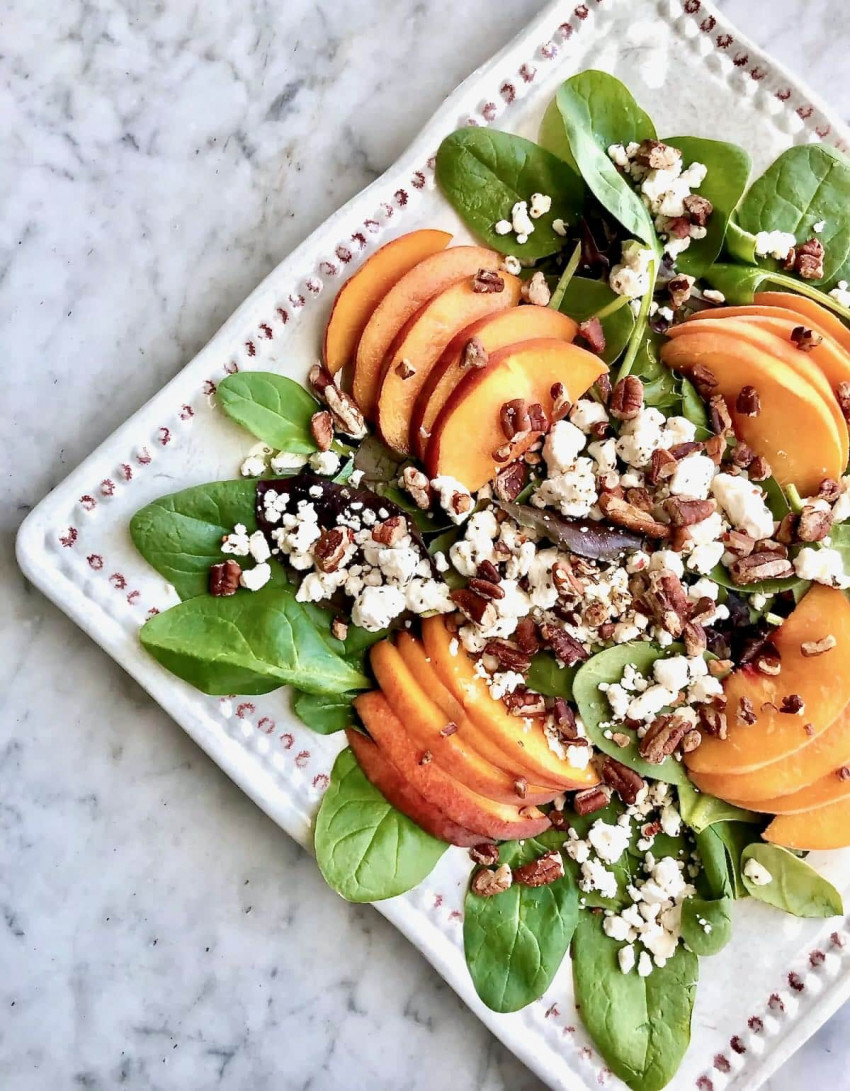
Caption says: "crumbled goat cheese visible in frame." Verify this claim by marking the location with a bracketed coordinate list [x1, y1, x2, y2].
[240, 454, 267, 477]
[685, 511, 724, 546]
[221, 523, 252, 557]
[687, 675, 724, 704]
[754, 230, 797, 260]
[450, 510, 499, 576]
[661, 416, 697, 448]
[552, 218, 567, 237]
[743, 859, 773, 886]
[248, 531, 271, 564]
[351, 586, 407, 631]
[570, 399, 609, 434]
[309, 450, 341, 476]
[794, 546, 850, 588]
[588, 820, 632, 865]
[240, 562, 272, 591]
[494, 219, 512, 236]
[431, 476, 473, 524]
[511, 200, 534, 244]
[616, 407, 666, 468]
[618, 943, 636, 974]
[829, 280, 850, 308]
[660, 804, 681, 838]
[610, 241, 654, 298]
[501, 255, 522, 275]
[687, 541, 725, 576]
[637, 951, 653, 977]
[580, 858, 619, 900]
[628, 685, 676, 723]
[532, 459, 598, 518]
[668, 454, 716, 500]
[529, 192, 552, 219]
[831, 476, 850, 523]
[813, 220, 826, 233]
[543, 420, 587, 473]
[711, 474, 774, 540]
[702, 289, 726, 304]
[653, 655, 690, 693]
[650, 549, 684, 579]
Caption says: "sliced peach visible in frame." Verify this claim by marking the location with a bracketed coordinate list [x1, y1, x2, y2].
[323, 230, 452, 375]
[370, 640, 557, 805]
[661, 329, 845, 493]
[395, 630, 466, 723]
[376, 275, 522, 453]
[723, 768, 850, 815]
[426, 339, 607, 492]
[764, 794, 850, 849]
[353, 691, 552, 840]
[352, 245, 503, 417]
[756, 291, 850, 357]
[421, 615, 600, 791]
[346, 727, 483, 847]
[689, 704, 850, 802]
[685, 586, 850, 776]
[410, 306, 579, 458]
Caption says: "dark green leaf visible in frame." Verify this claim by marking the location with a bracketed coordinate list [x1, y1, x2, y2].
[680, 895, 733, 956]
[525, 652, 577, 699]
[678, 376, 709, 434]
[704, 263, 850, 323]
[677, 780, 760, 833]
[435, 129, 584, 258]
[698, 822, 761, 900]
[217, 372, 319, 451]
[572, 912, 698, 1091]
[557, 277, 635, 363]
[292, 691, 357, 734]
[741, 844, 844, 917]
[631, 331, 679, 412]
[314, 748, 447, 902]
[464, 838, 578, 1012]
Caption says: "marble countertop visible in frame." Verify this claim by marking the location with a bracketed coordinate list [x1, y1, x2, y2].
[3, 1, 849, 1087]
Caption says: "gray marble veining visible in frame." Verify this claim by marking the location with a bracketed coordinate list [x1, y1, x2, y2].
[2, 1, 849, 1088]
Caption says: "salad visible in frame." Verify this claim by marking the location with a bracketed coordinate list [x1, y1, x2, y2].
[129, 71, 850, 1090]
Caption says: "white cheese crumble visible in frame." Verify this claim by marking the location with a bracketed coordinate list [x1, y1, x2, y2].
[829, 280, 850, 308]
[754, 229, 797, 260]
[309, 450, 341, 476]
[794, 546, 850, 588]
[668, 454, 716, 500]
[609, 241, 654, 298]
[711, 474, 774, 540]
[240, 562, 271, 591]
[431, 475, 473, 524]
[529, 192, 552, 219]
[743, 859, 772, 886]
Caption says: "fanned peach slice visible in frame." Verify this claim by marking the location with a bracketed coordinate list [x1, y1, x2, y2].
[353, 691, 552, 841]
[370, 640, 557, 805]
[426, 339, 607, 492]
[421, 615, 600, 791]
[689, 704, 850, 802]
[352, 245, 503, 417]
[410, 306, 579, 458]
[764, 793, 850, 850]
[376, 275, 522, 453]
[661, 328, 845, 493]
[323, 230, 452, 375]
[346, 727, 483, 847]
[685, 586, 850, 776]
[722, 766, 850, 815]
[756, 291, 850, 356]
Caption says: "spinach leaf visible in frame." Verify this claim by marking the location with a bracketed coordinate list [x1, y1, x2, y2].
[315, 748, 447, 902]
[678, 376, 709, 434]
[353, 435, 452, 532]
[464, 838, 578, 1012]
[631, 331, 679, 412]
[677, 780, 760, 833]
[680, 895, 733, 956]
[130, 480, 259, 600]
[572, 642, 690, 784]
[435, 129, 583, 258]
[292, 691, 357, 735]
[557, 277, 635, 364]
[572, 912, 698, 1091]
[697, 822, 761, 900]
[741, 844, 844, 917]
[553, 72, 658, 247]
[217, 372, 319, 452]
[704, 263, 850, 323]
[140, 584, 369, 696]
[733, 143, 850, 287]
[538, 97, 578, 172]
[663, 137, 750, 278]
[525, 652, 576, 699]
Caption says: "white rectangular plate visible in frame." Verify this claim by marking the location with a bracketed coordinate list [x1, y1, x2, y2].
[16, 1, 850, 1088]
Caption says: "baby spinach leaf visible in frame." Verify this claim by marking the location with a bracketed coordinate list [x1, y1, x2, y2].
[733, 143, 850, 287]
[741, 844, 844, 917]
[632, 331, 679, 412]
[703, 263, 850, 323]
[292, 691, 357, 735]
[464, 838, 578, 1012]
[678, 376, 709, 434]
[435, 129, 583, 258]
[315, 748, 447, 902]
[697, 822, 761, 900]
[217, 372, 319, 452]
[663, 137, 750, 278]
[572, 912, 698, 1091]
[554, 72, 658, 247]
[557, 277, 635, 363]
[538, 97, 578, 172]
[572, 642, 690, 785]
[140, 584, 369, 696]
[130, 480, 259, 600]
[677, 780, 760, 833]
[680, 895, 733, 956]
[525, 652, 577, 699]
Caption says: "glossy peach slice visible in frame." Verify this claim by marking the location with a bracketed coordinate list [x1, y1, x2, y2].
[346, 727, 483, 847]
[353, 691, 552, 840]
[661, 329, 845, 493]
[370, 640, 558, 805]
[323, 230, 452, 375]
[410, 306, 579, 458]
[723, 767, 850, 815]
[426, 339, 607, 492]
[376, 275, 522, 453]
[756, 291, 850, 356]
[421, 615, 600, 791]
[352, 245, 503, 417]
[763, 793, 850, 849]
[685, 586, 850, 776]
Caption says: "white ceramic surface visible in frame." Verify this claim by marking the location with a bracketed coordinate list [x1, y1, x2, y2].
[6, 0, 850, 1088]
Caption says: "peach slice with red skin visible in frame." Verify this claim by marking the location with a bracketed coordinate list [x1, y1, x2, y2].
[685, 586, 850, 777]
[755, 291, 850, 357]
[764, 793, 850, 849]
[421, 615, 600, 791]
[352, 690, 552, 840]
[661, 327, 846, 493]
[352, 245, 504, 417]
[370, 640, 558, 805]
[410, 306, 579, 459]
[426, 339, 607, 493]
[689, 703, 850, 802]
[346, 727, 484, 847]
[376, 274, 522, 454]
[323, 229, 452, 375]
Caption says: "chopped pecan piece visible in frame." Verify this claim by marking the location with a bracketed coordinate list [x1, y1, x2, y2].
[450, 588, 497, 628]
[639, 714, 689, 764]
[668, 274, 695, 309]
[471, 864, 513, 897]
[514, 617, 540, 655]
[683, 193, 713, 226]
[755, 654, 782, 676]
[504, 690, 547, 717]
[736, 386, 761, 417]
[513, 850, 565, 887]
[681, 729, 702, 753]
[372, 515, 408, 546]
[703, 433, 725, 465]
[419, 750, 432, 765]
[838, 381, 850, 424]
[594, 373, 613, 406]
[440, 722, 458, 737]
[527, 402, 549, 432]
[729, 552, 794, 585]
[709, 394, 733, 436]
[308, 365, 368, 439]
[573, 785, 612, 816]
[209, 559, 242, 596]
[577, 316, 606, 355]
[793, 238, 825, 281]
[838, 767, 850, 782]
[625, 486, 654, 513]
[552, 696, 579, 740]
[308, 362, 335, 397]
[801, 634, 836, 657]
[330, 616, 349, 642]
[643, 569, 690, 637]
[780, 694, 805, 715]
[500, 398, 531, 439]
[790, 325, 823, 352]
[683, 620, 708, 657]
[730, 443, 755, 468]
[550, 381, 572, 421]
[797, 504, 832, 542]
[476, 559, 501, 583]
[314, 527, 354, 573]
[699, 705, 728, 739]
[552, 558, 585, 598]
[609, 375, 644, 421]
[461, 337, 489, 369]
[600, 757, 645, 805]
[468, 577, 505, 602]
[748, 456, 771, 482]
[646, 447, 678, 485]
[472, 268, 505, 294]
[737, 696, 757, 725]
[548, 808, 570, 831]
[599, 493, 669, 538]
[310, 410, 334, 451]
[543, 624, 590, 667]
[776, 512, 799, 544]
[668, 440, 703, 460]
[723, 529, 756, 557]
[401, 466, 433, 510]
[818, 478, 841, 502]
[493, 461, 527, 502]
[664, 496, 716, 527]
[469, 843, 500, 866]
[708, 659, 733, 678]
[634, 139, 681, 169]
[611, 732, 631, 749]
[394, 358, 416, 379]
[691, 363, 719, 397]
[514, 777, 528, 799]
[484, 638, 531, 672]
[521, 271, 551, 306]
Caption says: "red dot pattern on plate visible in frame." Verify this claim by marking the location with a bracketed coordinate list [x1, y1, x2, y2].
[713, 1055, 731, 1072]
[59, 527, 78, 547]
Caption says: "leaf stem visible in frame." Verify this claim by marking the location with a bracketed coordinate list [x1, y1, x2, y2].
[549, 241, 583, 311]
[765, 272, 850, 325]
[615, 260, 656, 382]
[593, 294, 631, 321]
